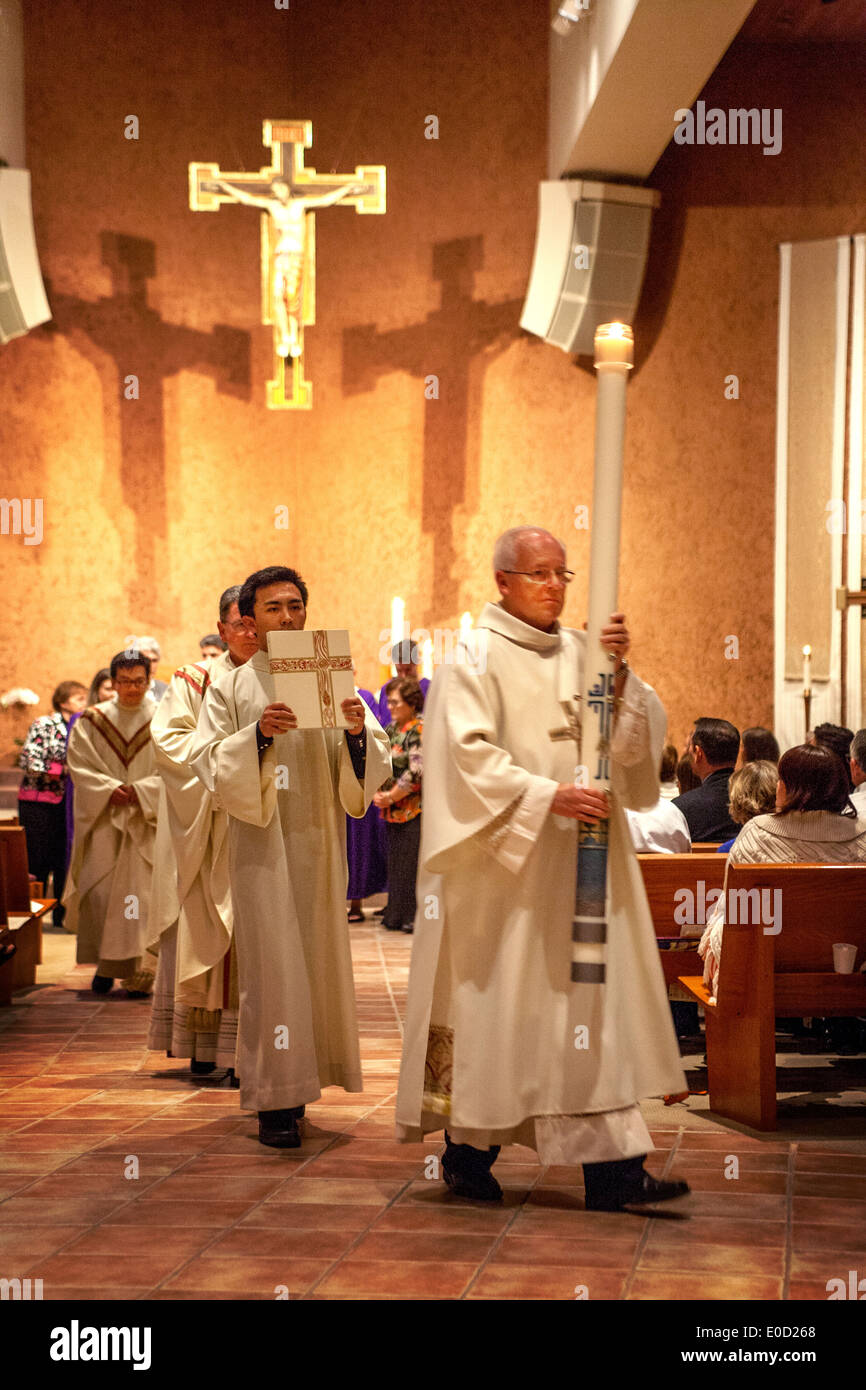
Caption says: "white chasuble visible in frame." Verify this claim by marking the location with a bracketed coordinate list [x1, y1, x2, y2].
[394, 603, 687, 1163]
[146, 654, 239, 1059]
[190, 648, 391, 1112]
[64, 699, 160, 969]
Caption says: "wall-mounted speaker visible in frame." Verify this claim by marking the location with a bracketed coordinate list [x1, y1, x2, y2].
[0, 168, 51, 345]
[520, 179, 659, 355]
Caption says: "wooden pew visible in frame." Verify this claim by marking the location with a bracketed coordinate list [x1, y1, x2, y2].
[692, 842, 723, 852]
[638, 853, 726, 986]
[0, 824, 54, 1003]
[678, 863, 866, 1130]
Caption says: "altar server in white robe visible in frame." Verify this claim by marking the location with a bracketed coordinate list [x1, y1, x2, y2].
[395, 527, 690, 1210]
[147, 585, 259, 1075]
[191, 565, 391, 1147]
[64, 649, 161, 996]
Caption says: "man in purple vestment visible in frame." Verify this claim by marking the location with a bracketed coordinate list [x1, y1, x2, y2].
[346, 687, 388, 919]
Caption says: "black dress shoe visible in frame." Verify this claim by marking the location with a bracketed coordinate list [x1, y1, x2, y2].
[442, 1135, 502, 1202]
[584, 1166, 690, 1212]
[258, 1108, 302, 1148]
[443, 1164, 502, 1201]
[91, 973, 114, 995]
[190, 1059, 216, 1075]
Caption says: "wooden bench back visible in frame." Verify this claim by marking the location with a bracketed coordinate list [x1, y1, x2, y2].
[719, 863, 866, 1015]
[0, 826, 31, 914]
[637, 853, 726, 937]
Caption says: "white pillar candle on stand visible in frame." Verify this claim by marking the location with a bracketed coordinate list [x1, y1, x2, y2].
[571, 321, 634, 987]
[802, 643, 812, 694]
[459, 610, 473, 642]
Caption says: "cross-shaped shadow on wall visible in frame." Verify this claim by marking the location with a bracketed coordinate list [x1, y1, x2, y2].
[44, 233, 251, 626]
[343, 236, 523, 624]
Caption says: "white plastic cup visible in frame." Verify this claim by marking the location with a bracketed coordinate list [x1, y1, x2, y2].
[832, 943, 857, 974]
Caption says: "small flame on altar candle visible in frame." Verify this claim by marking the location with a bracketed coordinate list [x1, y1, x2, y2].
[594, 321, 634, 368]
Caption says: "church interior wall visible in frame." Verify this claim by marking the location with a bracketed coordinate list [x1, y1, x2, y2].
[2, 0, 865, 758]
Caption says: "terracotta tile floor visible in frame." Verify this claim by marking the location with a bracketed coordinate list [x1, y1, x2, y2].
[0, 921, 864, 1301]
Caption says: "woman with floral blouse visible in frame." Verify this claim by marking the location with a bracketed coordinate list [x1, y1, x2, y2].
[17, 680, 88, 925]
[373, 676, 425, 933]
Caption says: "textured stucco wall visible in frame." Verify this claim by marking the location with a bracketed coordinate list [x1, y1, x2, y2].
[2, 0, 864, 758]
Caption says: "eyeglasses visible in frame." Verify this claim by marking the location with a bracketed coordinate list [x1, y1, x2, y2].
[114, 677, 148, 688]
[501, 569, 574, 585]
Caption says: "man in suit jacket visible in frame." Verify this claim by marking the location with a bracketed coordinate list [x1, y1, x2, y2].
[673, 718, 740, 843]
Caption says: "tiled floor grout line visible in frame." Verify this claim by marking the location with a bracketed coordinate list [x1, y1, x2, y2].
[297, 1177, 420, 1300]
[371, 929, 406, 1041]
[458, 1166, 547, 1300]
[620, 1128, 685, 1300]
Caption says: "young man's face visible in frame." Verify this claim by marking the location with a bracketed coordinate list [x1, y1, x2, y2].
[113, 665, 149, 708]
[247, 582, 306, 650]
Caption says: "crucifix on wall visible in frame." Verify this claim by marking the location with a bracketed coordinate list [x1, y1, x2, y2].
[190, 119, 386, 409]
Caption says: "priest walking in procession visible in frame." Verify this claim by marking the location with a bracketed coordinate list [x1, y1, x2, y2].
[191, 565, 391, 1148]
[395, 527, 690, 1210]
[64, 649, 161, 996]
[146, 585, 259, 1078]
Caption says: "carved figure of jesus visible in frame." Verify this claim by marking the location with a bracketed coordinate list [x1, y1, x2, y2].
[212, 177, 368, 358]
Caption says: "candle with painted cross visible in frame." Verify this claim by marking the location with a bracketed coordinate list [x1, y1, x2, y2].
[571, 321, 634, 988]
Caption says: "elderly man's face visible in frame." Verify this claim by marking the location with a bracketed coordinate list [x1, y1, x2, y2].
[495, 533, 568, 632]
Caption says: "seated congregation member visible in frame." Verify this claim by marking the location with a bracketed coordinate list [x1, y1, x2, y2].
[699, 744, 866, 1001]
[373, 677, 424, 932]
[17, 681, 88, 925]
[716, 759, 779, 853]
[64, 650, 161, 995]
[850, 729, 866, 816]
[191, 566, 391, 1149]
[675, 751, 700, 796]
[626, 743, 690, 852]
[658, 743, 679, 800]
[811, 722, 855, 791]
[673, 718, 740, 842]
[735, 726, 780, 770]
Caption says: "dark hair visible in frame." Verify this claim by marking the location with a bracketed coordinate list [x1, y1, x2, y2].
[660, 743, 678, 783]
[741, 726, 780, 765]
[238, 566, 308, 618]
[851, 729, 866, 773]
[109, 649, 151, 682]
[200, 633, 225, 650]
[813, 723, 855, 791]
[87, 668, 112, 706]
[385, 676, 425, 714]
[391, 639, 420, 666]
[692, 717, 740, 767]
[51, 680, 86, 713]
[218, 585, 242, 622]
[777, 744, 855, 816]
[676, 753, 701, 795]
